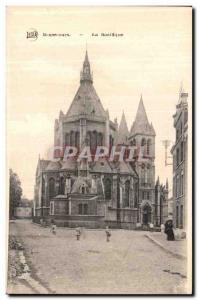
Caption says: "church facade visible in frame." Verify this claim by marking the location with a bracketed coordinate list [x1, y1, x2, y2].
[33, 51, 168, 229]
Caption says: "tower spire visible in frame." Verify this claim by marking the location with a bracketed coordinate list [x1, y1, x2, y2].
[80, 50, 93, 84]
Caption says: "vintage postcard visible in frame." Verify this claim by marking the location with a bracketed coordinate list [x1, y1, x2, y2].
[6, 6, 192, 295]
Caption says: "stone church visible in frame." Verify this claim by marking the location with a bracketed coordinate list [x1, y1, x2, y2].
[33, 51, 168, 228]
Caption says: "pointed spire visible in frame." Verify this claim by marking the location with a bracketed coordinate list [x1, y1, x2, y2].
[130, 95, 155, 136]
[116, 111, 129, 145]
[80, 50, 93, 84]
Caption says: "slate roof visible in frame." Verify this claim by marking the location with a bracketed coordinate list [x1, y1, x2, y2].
[130, 96, 155, 136]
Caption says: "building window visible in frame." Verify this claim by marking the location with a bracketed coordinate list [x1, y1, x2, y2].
[104, 178, 112, 200]
[50, 201, 54, 215]
[176, 148, 180, 166]
[109, 135, 113, 150]
[59, 177, 65, 195]
[180, 122, 183, 136]
[86, 131, 91, 146]
[131, 138, 136, 146]
[147, 139, 151, 155]
[81, 185, 85, 194]
[79, 203, 83, 214]
[180, 205, 183, 228]
[176, 206, 179, 228]
[181, 171, 184, 195]
[90, 131, 97, 151]
[78, 203, 88, 215]
[49, 178, 55, 199]
[65, 133, 70, 146]
[84, 203, 88, 215]
[134, 183, 138, 208]
[176, 175, 179, 198]
[147, 192, 150, 200]
[70, 131, 75, 146]
[141, 138, 146, 146]
[98, 133, 103, 146]
[180, 141, 184, 162]
[124, 180, 130, 207]
[75, 132, 80, 148]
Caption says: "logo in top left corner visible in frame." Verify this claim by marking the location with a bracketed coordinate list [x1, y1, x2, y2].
[26, 28, 38, 41]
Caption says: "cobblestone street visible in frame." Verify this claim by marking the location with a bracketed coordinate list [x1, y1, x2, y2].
[8, 220, 189, 294]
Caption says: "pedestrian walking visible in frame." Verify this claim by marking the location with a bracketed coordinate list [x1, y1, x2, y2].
[51, 219, 57, 235]
[105, 226, 111, 242]
[76, 227, 81, 241]
[164, 220, 175, 241]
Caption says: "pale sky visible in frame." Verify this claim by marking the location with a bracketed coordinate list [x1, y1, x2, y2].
[7, 6, 192, 199]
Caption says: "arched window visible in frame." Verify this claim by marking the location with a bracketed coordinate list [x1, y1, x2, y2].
[134, 182, 138, 208]
[65, 133, 70, 146]
[81, 185, 85, 194]
[141, 138, 146, 146]
[84, 204, 88, 215]
[70, 131, 75, 146]
[131, 138, 136, 146]
[49, 178, 55, 199]
[75, 132, 80, 148]
[141, 164, 146, 185]
[98, 133, 103, 146]
[141, 138, 146, 157]
[91, 131, 97, 151]
[87, 131, 91, 146]
[147, 139, 151, 155]
[59, 177, 65, 195]
[78, 204, 83, 214]
[124, 180, 130, 207]
[104, 178, 112, 200]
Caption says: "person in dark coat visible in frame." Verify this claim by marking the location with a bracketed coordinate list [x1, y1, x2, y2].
[164, 220, 175, 241]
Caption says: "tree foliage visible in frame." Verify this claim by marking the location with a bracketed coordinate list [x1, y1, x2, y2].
[9, 169, 23, 218]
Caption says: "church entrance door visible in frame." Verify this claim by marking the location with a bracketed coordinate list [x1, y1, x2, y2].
[142, 204, 151, 225]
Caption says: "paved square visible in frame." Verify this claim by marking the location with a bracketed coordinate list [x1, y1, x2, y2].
[8, 220, 189, 294]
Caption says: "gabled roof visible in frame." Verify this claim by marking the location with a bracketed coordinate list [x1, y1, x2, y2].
[46, 161, 61, 171]
[90, 159, 112, 173]
[61, 159, 77, 170]
[130, 96, 155, 136]
[116, 111, 129, 145]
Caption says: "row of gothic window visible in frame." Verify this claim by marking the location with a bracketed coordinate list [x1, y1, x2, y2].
[174, 170, 184, 198]
[176, 141, 184, 167]
[47, 177, 132, 207]
[130, 138, 152, 155]
[64, 131, 105, 149]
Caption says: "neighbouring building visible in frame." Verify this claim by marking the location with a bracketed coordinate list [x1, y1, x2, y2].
[33, 50, 168, 229]
[171, 88, 188, 229]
